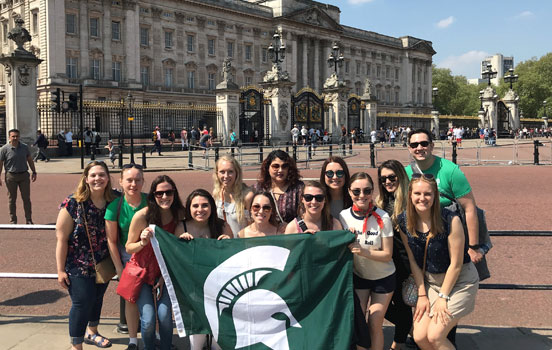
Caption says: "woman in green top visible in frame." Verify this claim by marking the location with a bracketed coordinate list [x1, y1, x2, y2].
[105, 164, 147, 350]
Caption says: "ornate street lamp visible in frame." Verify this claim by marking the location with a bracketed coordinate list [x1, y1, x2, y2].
[327, 42, 344, 75]
[479, 90, 484, 111]
[127, 92, 135, 164]
[481, 63, 497, 86]
[267, 31, 285, 66]
[504, 68, 518, 90]
[432, 87, 438, 108]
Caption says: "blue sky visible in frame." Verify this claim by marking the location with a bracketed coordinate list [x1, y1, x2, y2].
[330, 0, 549, 79]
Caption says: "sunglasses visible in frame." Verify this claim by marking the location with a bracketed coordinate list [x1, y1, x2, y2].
[302, 194, 325, 202]
[154, 189, 175, 198]
[251, 204, 272, 212]
[122, 163, 144, 170]
[409, 141, 431, 148]
[411, 173, 435, 180]
[350, 187, 373, 196]
[325, 170, 345, 179]
[380, 175, 397, 184]
[270, 163, 290, 170]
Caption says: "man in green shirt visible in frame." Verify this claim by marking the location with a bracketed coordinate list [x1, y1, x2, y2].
[405, 128, 483, 264]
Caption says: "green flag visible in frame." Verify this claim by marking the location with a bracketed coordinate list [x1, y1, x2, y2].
[151, 226, 355, 350]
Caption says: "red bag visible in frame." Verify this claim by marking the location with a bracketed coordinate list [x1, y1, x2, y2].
[116, 259, 146, 303]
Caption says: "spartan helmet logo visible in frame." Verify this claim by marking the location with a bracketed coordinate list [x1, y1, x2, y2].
[203, 246, 301, 350]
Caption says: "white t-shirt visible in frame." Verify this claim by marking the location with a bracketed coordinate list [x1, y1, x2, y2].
[291, 128, 300, 138]
[339, 207, 396, 280]
[301, 128, 308, 136]
[370, 130, 377, 143]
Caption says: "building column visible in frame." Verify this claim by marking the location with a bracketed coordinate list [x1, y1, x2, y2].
[314, 39, 320, 92]
[302, 36, 308, 88]
[124, 1, 139, 83]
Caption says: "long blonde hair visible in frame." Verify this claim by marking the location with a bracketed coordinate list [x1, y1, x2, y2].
[406, 176, 443, 238]
[212, 155, 249, 224]
[375, 160, 408, 224]
[73, 161, 115, 203]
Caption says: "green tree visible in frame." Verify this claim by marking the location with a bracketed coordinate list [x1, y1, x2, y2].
[432, 66, 482, 116]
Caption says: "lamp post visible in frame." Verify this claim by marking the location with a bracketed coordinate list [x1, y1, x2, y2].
[504, 68, 518, 90]
[479, 90, 484, 111]
[327, 42, 344, 75]
[432, 87, 438, 109]
[267, 30, 286, 67]
[127, 92, 135, 164]
[481, 63, 497, 86]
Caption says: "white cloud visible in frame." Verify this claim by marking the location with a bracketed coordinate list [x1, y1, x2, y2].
[348, 0, 375, 4]
[437, 50, 490, 78]
[436, 16, 455, 29]
[515, 10, 534, 19]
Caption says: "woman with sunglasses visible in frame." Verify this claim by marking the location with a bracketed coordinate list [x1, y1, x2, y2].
[238, 191, 284, 238]
[254, 150, 303, 224]
[55, 161, 117, 349]
[127, 175, 186, 350]
[105, 164, 146, 350]
[319, 156, 352, 219]
[375, 160, 412, 350]
[339, 172, 395, 350]
[398, 174, 478, 350]
[284, 180, 342, 234]
[212, 155, 254, 237]
[179, 189, 231, 350]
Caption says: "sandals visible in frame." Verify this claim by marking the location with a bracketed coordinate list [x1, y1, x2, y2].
[84, 332, 112, 348]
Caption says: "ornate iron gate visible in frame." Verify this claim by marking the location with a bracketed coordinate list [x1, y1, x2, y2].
[239, 88, 264, 143]
[348, 96, 361, 131]
[496, 101, 510, 134]
[292, 88, 324, 131]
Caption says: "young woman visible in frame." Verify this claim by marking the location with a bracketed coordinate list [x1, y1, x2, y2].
[284, 180, 342, 234]
[398, 174, 479, 350]
[238, 192, 284, 238]
[126, 175, 186, 350]
[105, 164, 147, 350]
[212, 155, 254, 237]
[254, 150, 304, 224]
[179, 189, 232, 350]
[339, 172, 395, 350]
[319, 156, 352, 219]
[375, 160, 411, 350]
[55, 161, 117, 349]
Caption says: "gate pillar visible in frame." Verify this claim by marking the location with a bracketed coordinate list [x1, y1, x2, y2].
[215, 59, 240, 146]
[260, 80, 295, 144]
[0, 19, 43, 143]
[503, 89, 520, 130]
[323, 86, 351, 143]
[360, 78, 377, 138]
[482, 86, 498, 129]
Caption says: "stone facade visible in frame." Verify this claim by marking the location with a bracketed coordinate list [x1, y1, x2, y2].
[0, 0, 435, 113]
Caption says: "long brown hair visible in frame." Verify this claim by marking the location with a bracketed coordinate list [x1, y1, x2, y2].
[257, 150, 301, 190]
[299, 180, 333, 231]
[319, 156, 352, 208]
[375, 159, 408, 224]
[73, 161, 116, 203]
[184, 189, 225, 239]
[249, 191, 279, 227]
[406, 176, 443, 238]
[145, 175, 185, 226]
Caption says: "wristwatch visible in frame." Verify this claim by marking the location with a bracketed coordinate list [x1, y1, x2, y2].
[438, 292, 451, 301]
[468, 244, 480, 250]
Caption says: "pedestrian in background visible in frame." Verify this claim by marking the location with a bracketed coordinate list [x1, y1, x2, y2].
[84, 127, 93, 156]
[33, 129, 50, 162]
[180, 128, 188, 151]
[0, 129, 37, 224]
[64, 128, 74, 157]
[150, 127, 163, 156]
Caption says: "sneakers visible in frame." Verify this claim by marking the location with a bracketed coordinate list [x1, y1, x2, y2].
[26, 220, 34, 225]
[125, 344, 138, 350]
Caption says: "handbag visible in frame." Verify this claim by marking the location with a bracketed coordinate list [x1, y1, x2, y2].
[81, 203, 117, 284]
[116, 258, 146, 303]
[402, 237, 430, 307]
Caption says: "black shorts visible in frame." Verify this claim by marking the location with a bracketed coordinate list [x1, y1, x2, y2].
[353, 272, 396, 294]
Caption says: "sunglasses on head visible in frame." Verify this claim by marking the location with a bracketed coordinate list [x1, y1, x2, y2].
[380, 175, 397, 184]
[302, 194, 325, 202]
[411, 173, 435, 180]
[122, 163, 144, 170]
[251, 204, 272, 212]
[409, 141, 431, 148]
[350, 187, 373, 196]
[154, 189, 175, 198]
[270, 163, 290, 170]
[325, 170, 345, 179]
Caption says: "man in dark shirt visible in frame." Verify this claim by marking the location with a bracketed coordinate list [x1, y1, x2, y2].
[32, 130, 50, 162]
[0, 129, 37, 224]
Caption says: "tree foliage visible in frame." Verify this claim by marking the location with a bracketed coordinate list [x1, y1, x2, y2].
[432, 66, 482, 116]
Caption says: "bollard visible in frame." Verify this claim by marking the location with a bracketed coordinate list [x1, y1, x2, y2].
[90, 146, 96, 161]
[215, 147, 219, 163]
[370, 143, 375, 168]
[286, 146, 289, 154]
[231, 146, 235, 158]
[534, 140, 540, 165]
[117, 297, 128, 334]
[118, 147, 123, 168]
[141, 145, 147, 169]
[452, 141, 457, 164]
[259, 145, 264, 163]
[349, 142, 352, 155]
[308, 145, 312, 159]
[293, 145, 297, 162]
[188, 147, 193, 169]
[342, 143, 346, 156]
[329, 144, 333, 157]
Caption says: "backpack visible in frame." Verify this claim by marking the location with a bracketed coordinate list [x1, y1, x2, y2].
[94, 133, 102, 144]
[152, 131, 158, 141]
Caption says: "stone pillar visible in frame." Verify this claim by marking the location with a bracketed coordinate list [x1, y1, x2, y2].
[302, 37, 308, 88]
[0, 20, 44, 143]
[323, 86, 351, 142]
[482, 86, 498, 129]
[431, 110, 440, 139]
[124, 0, 140, 84]
[478, 109, 486, 129]
[314, 39, 320, 91]
[543, 117, 549, 129]
[260, 81, 295, 144]
[361, 81, 377, 135]
[502, 89, 520, 130]
[215, 82, 240, 146]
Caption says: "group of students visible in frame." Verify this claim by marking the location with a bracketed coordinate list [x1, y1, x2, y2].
[55, 128, 481, 350]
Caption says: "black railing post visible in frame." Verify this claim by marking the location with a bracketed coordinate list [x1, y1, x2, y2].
[259, 145, 264, 163]
[293, 145, 297, 162]
[329, 144, 333, 157]
[349, 142, 352, 155]
[188, 147, 193, 169]
[534, 140, 540, 165]
[117, 297, 128, 334]
[286, 146, 289, 154]
[342, 143, 346, 156]
[141, 145, 147, 169]
[231, 146, 235, 158]
[308, 145, 312, 159]
[90, 145, 96, 161]
[452, 140, 457, 164]
[370, 142, 375, 168]
[118, 146, 123, 168]
[215, 147, 220, 163]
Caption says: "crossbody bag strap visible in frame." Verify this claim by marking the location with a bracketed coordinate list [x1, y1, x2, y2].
[80, 203, 97, 269]
[269, 189, 284, 224]
[220, 189, 227, 222]
[116, 195, 124, 239]
[422, 236, 430, 274]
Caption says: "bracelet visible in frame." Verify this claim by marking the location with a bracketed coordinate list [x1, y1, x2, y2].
[418, 294, 427, 297]
[469, 244, 480, 250]
[438, 292, 451, 301]
[139, 240, 145, 247]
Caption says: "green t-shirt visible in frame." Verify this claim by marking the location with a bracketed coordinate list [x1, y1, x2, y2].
[405, 156, 472, 207]
[104, 193, 148, 246]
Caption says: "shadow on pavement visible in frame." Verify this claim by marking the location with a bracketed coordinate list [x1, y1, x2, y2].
[0, 289, 66, 307]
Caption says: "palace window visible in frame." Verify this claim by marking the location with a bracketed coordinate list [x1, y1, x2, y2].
[165, 68, 173, 87]
[112, 61, 121, 81]
[90, 59, 101, 80]
[66, 14, 77, 34]
[208, 39, 215, 55]
[112, 21, 121, 40]
[165, 31, 173, 49]
[141, 66, 149, 86]
[66, 57, 78, 78]
[90, 18, 99, 38]
[188, 71, 195, 89]
[227, 42, 234, 58]
[140, 27, 149, 46]
[245, 44, 252, 61]
[187, 34, 195, 52]
[208, 73, 216, 90]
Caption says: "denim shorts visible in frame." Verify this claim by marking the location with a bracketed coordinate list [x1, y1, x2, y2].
[118, 244, 132, 266]
[353, 272, 396, 294]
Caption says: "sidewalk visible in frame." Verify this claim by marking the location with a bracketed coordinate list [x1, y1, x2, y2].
[1, 315, 550, 349]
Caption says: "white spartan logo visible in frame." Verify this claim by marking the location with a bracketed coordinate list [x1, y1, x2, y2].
[203, 246, 302, 350]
